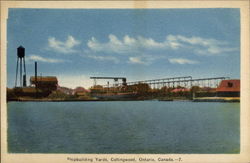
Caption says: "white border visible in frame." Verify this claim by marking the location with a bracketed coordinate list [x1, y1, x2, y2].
[1, 1, 249, 163]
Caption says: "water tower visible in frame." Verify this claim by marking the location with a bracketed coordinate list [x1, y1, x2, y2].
[15, 46, 27, 87]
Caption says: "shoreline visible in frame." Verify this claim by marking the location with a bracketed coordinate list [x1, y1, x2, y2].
[192, 97, 240, 102]
[7, 97, 240, 102]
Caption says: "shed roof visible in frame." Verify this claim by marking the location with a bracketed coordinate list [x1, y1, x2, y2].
[30, 76, 58, 83]
[216, 80, 240, 92]
[74, 87, 89, 93]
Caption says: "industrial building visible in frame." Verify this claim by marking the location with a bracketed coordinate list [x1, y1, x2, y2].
[216, 80, 240, 97]
[7, 46, 59, 99]
[30, 76, 58, 91]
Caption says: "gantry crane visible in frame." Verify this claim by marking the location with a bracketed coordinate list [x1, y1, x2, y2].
[90, 77, 127, 87]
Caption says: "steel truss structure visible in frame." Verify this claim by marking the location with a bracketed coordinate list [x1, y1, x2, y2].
[91, 76, 229, 89]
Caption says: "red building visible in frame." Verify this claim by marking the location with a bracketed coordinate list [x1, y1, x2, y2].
[216, 80, 240, 97]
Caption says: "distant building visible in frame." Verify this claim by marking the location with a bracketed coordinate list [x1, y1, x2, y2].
[72, 87, 90, 99]
[216, 80, 240, 97]
[73, 87, 89, 96]
[171, 88, 190, 93]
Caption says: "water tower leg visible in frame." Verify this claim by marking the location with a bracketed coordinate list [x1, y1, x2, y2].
[20, 58, 22, 87]
[15, 57, 19, 87]
[23, 57, 26, 87]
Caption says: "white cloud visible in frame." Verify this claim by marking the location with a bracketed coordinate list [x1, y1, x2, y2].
[87, 54, 119, 63]
[47, 35, 80, 54]
[195, 46, 238, 55]
[87, 34, 167, 55]
[129, 57, 146, 65]
[82, 50, 162, 65]
[88, 35, 130, 54]
[86, 34, 237, 56]
[26, 55, 64, 63]
[128, 55, 159, 65]
[168, 58, 199, 64]
[81, 50, 120, 63]
[166, 35, 237, 55]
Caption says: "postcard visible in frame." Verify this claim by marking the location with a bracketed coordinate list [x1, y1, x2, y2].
[1, 1, 250, 163]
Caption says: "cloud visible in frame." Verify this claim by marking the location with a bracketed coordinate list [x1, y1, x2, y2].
[128, 55, 160, 65]
[81, 50, 120, 63]
[87, 34, 169, 55]
[129, 57, 147, 65]
[194, 46, 238, 55]
[87, 54, 119, 63]
[47, 35, 80, 54]
[86, 34, 237, 56]
[166, 35, 238, 55]
[83, 34, 239, 65]
[26, 55, 64, 63]
[168, 58, 199, 64]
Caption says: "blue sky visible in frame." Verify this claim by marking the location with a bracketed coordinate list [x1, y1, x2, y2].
[7, 9, 240, 89]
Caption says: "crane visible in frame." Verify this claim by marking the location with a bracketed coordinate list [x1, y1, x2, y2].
[90, 77, 127, 87]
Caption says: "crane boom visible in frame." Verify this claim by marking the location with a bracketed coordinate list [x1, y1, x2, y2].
[90, 77, 126, 79]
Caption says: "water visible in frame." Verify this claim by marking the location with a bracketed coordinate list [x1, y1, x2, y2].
[7, 101, 240, 153]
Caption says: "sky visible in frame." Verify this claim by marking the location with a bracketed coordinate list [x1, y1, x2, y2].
[7, 9, 240, 89]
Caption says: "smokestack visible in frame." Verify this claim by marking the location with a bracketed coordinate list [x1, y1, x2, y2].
[35, 62, 37, 87]
[23, 75, 26, 87]
[122, 78, 127, 86]
[35, 62, 38, 98]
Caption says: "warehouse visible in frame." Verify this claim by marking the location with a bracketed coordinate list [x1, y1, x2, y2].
[30, 76, 58, 91]
[216, 80, 240, 97]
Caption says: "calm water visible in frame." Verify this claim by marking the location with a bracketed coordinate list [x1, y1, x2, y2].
[7, 101, 240, 153]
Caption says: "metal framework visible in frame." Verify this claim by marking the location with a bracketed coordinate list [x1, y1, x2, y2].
[93, 76, 230, 89]
[143, 77, 229, 89]
[126, 76, 192, 86]
[90, 77, 127, 87]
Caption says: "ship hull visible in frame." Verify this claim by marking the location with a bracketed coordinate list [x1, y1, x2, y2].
[92, 92, 139, 100]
